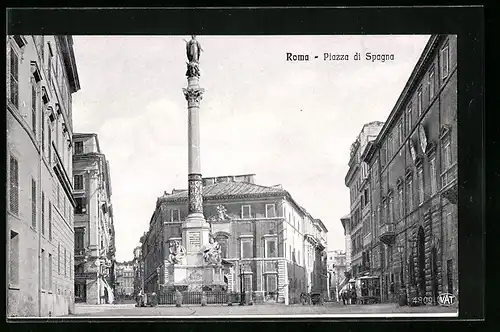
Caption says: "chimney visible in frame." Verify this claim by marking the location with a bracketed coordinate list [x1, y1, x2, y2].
[204, 174, 256, 184]
[240, 174, 255, 184]
[203, 177, 216, 186]
[216, 176, 232, 183]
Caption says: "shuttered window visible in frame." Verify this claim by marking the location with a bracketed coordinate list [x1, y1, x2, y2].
[32, 178, 37, 228]
[9, 46, 19, 108]
[42, 192, 45, 235]
[9, 156, 19, 215]
[32, 83, 37, 136]
[48, 201, 53, 240]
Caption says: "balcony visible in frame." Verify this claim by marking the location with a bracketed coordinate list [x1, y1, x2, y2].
[379, 223, 395, 245]
[441, 162, 457, 188]
[75, 271, 97, 280]
[363, 233, 373, 247]
[319, 237, 327, 248]
[441, 162, 458, 204]
[75, 248, 86, 257]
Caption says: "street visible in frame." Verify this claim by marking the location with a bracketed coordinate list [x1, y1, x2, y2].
[63, 302, 458, 317]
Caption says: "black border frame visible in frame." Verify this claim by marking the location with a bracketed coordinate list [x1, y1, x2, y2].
[4, 5, 485, 329]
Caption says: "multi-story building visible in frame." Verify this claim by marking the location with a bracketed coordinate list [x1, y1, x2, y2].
[7, 35, 80, 317]
[352, 35, 457, 304]
[327, 250, 346, 300]
[345, 121, 384, 278]
[140, 174, 328, 304]
[132, 246, 143, 298]
[115, 262, 134, 298]
[72, 133, 116, 304]
[302, 210, 329, 299]
[340, 214, 351, 271]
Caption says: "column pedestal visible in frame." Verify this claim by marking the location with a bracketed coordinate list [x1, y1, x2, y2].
[165, 264, 226, 292]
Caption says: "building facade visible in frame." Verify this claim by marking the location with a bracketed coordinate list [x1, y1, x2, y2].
[347, 35, 458, 304]
[72, 133, 116, 304]
[140, 174, 328, 304]
[302, 211, 329, 300]
[7, 35, 80, 317]
[132, 246, 143, 298]
[327, 250, 346, 300]
[115, 262, 134, 298]
[345, 121, 384, 279]
[340, 214, 351, 272]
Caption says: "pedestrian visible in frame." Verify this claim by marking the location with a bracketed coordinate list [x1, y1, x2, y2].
[351, 288, 357, 305]
[136, 290, 142, 307]
[341, 291, 346, 305]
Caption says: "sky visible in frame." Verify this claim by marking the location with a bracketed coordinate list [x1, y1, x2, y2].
[71, 35, 430, 262]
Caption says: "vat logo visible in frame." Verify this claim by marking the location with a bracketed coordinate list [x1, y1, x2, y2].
[437, 293, 456, 306]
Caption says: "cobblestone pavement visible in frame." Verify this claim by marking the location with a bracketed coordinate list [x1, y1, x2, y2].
[63, 302, 457, 317]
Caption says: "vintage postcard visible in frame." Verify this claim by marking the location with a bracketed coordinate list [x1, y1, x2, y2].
[6, 7, 481, 321]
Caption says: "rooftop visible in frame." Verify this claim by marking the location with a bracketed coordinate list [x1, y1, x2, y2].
[155, 174, 328, 234]
[159, 181, 288, 203]
[73, 132, 102, 154]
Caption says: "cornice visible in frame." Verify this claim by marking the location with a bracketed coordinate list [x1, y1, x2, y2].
[375, 35, 444, 144]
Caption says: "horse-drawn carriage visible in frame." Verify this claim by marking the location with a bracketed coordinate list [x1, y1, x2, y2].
[355, 276, 381, 304]
[340, 276, 381, 305]
[300, 292, 325, 305]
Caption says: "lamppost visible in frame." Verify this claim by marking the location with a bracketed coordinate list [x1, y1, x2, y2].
[239, 262, 246, 305]
[156, 267, 161, 293]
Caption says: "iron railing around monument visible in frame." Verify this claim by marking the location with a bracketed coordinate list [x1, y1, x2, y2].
[156, 291, 233, 305]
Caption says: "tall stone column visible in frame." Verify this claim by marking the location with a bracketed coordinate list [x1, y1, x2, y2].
[183, 76, 205, 222]
[181, 36, 210, 267]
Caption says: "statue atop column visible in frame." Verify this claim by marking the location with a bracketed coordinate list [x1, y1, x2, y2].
[185, 35, 203, 77]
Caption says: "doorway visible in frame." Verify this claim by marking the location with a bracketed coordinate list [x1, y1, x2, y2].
[384, 274, 389, 301]
[431, 246, 438, 304]
[417, 227, 426, 297]
[75, 282, 87, 303]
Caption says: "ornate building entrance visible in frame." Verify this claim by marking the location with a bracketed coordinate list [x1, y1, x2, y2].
[417, 226, 426, 297]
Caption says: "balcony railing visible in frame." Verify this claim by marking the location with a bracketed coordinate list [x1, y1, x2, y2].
[75, 271, 97, 280]
[363, 233, 373, 247]
[379, 223, 395, 245]
[441, 162, 457, 189]
[75, 248, 86, 256]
